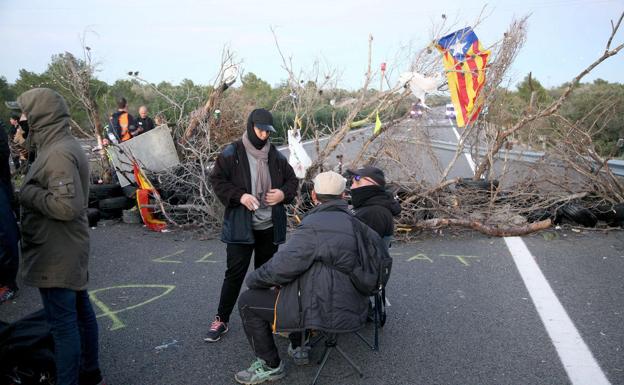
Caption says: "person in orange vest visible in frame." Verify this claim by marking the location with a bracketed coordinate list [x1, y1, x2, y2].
[109, 97, 136, 142]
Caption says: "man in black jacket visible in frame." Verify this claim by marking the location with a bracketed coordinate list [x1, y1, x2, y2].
[206, 108, 298, 343]
[233, 171, 370, 385]
[135, 105, 155, 135]
[0, 122, 19, 303]
[348, 166, 401, 245]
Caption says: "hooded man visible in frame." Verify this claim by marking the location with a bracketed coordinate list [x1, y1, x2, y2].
[15, 88, 104, 385]
[206, 108, 298, 343]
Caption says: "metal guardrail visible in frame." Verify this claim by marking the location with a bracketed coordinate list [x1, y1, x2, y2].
[400, 137, 624, 177]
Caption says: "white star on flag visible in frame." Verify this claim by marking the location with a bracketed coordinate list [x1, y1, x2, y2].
[449, 40, 466, 56]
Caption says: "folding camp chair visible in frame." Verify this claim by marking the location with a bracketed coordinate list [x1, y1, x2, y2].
[309, 332, 364, 385]
[355, 286, 387, 351]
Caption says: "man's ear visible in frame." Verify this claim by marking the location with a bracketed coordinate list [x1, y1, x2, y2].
[311, 190, 319, 205]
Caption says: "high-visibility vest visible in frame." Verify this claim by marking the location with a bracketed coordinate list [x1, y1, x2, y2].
[119, 112, 132, 142]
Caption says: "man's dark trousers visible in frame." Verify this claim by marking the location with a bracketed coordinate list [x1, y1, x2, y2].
[0, 183, 19, 289]
[217, 227, 278, 323]
[238, 288, 306, 367]
[39, 288, 100, 385]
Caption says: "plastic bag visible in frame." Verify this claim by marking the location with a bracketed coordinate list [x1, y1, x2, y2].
[396, 72, 442, 108]
[287, 129, 312, 179]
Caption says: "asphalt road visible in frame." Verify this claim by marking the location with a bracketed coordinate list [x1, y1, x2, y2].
[2, 222, 623, 385]
[2, 111, 623, 385]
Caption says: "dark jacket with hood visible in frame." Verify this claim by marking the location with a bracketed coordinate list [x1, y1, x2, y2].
[351, 185, 401, 238]
[246, 199, 369, 333]
[209, 128, 298, 245]
[18, 88, 90, 291]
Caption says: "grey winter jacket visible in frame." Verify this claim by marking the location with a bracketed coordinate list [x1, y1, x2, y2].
[18, 88, 90, 291]
[246, 199, 369, 333]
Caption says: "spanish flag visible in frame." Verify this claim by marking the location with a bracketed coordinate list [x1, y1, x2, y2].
[435, 27, 490, 127]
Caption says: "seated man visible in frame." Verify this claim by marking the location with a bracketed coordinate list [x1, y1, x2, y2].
[235, 171, 370, 385]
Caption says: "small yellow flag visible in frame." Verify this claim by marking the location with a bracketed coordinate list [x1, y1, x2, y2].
[374, 111, 382, 135]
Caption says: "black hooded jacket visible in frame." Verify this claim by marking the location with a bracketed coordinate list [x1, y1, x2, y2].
[351, 185, 401, 238]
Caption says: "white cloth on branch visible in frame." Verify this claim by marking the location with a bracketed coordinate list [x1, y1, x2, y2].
[287, 129, 312, 179]
[396, 72, 442, 108]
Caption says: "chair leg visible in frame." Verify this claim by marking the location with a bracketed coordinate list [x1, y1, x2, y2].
[335, 344, 364, 377]
[311, 345, 333, 385]
[311, 334, 364, 385]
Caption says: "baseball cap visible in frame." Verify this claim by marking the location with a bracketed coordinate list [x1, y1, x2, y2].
[347, 166, 386, 186]
[313, 171, 346, 195]
[250, 108, 276, 133]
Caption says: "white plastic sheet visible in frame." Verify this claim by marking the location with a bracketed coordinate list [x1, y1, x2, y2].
[396, 72, 442, 108]
[287, 129, 312, 179]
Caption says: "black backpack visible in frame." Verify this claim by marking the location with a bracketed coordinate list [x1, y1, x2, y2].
[348, 216, 393, 296]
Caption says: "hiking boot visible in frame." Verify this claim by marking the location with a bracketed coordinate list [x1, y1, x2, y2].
[234, 358, 285, 384]
[203, 316, 228, 342]
[0, 286, 17, 304]
[287, 343, 311, 365]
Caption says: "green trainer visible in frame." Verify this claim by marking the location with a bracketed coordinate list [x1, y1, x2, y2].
[234, 358, 286, 384]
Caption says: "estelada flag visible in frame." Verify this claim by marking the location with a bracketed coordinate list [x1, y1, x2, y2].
[435, 27, 490, 127]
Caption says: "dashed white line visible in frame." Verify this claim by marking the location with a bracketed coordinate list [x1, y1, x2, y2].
[504, 236, 611, 385]
[447, 117, 476, 173]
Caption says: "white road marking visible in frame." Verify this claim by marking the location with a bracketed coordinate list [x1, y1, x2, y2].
[504, 236, 611, 385]
[448, 117, 476, 173]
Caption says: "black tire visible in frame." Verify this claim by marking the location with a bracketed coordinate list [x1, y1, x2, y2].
[558, 203, 597, 227]
[526, 209, 552, 223]
[122, 185, 138, 199]
[99, 196, 133, 211]
[591, 204, 618, 222]
[90, 183, 122, 200]
[99, 209, 121, 219]
[86, 208, 100, 227]
[455, 178, 499, 191]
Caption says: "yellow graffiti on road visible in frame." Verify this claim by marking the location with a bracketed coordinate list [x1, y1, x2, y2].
[152, 250, 185, 263]
[439, 254, 481, 266]
[89, 284, 176, 331]
[407, 253, 433, 263]
[196, 252, 218, 263]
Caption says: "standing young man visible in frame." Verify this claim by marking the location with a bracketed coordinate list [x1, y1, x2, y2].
[206, 108, 298, 342]
[15, 88, 105, 385]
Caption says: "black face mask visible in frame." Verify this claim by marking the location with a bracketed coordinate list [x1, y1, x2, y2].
[246, 121, 268, 150]
[19, 120, 29, 133]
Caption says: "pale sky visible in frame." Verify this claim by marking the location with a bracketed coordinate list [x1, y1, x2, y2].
[1, 0, 623, 90]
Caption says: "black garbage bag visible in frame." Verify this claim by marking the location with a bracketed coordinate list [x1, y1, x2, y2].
[0, 310, 55, 385]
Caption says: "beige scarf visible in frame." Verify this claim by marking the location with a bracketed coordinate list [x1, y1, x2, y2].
[242, 131, 271, 202]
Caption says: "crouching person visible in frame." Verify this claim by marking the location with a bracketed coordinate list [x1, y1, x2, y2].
[235, 171, 369, 384]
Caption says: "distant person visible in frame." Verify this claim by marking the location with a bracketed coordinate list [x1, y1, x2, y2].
[154, 113, 166, 127]
[347, 166, 401, 246]
[205, 108, 298, 343]
[8, 114, 22, 172]
[109, 97, 136, 142]
[14, 88, 105, 385]
[135, 105, 155, 135]
[0, 121, 19, 304]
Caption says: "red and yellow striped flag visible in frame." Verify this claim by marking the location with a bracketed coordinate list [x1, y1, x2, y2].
[435, 27, 490, 127]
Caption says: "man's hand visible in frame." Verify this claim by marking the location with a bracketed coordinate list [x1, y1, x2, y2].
[264, 188, 285, 206]
[240, 193, 260, 211]
[102, 138, 110, 147]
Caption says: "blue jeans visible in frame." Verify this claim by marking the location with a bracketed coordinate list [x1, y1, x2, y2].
[39, 288, 101, 385]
